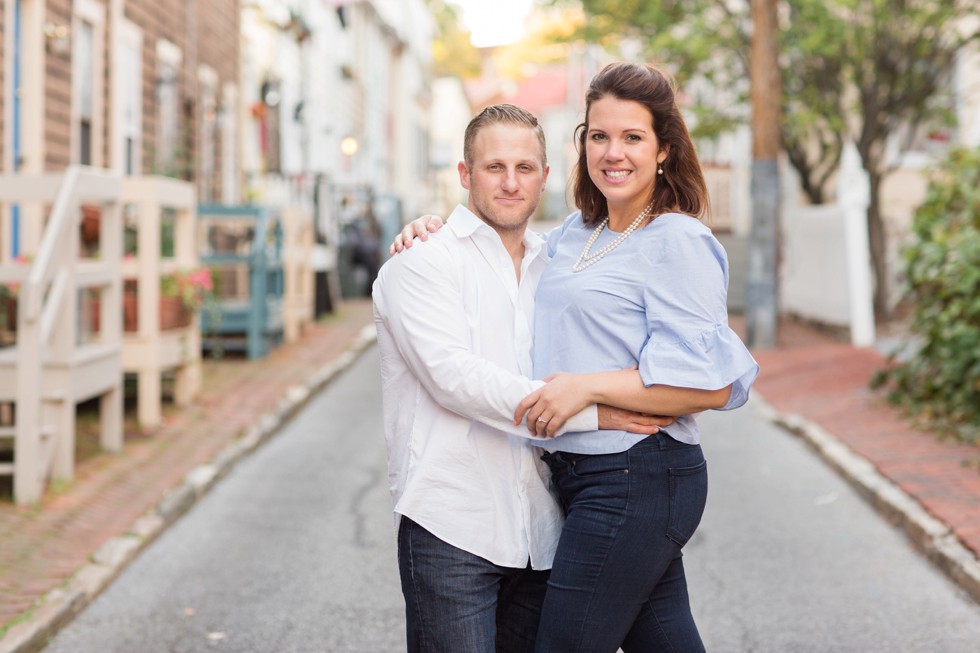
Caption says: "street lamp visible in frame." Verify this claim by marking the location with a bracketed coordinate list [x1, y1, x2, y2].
[340, 136, 359, 157]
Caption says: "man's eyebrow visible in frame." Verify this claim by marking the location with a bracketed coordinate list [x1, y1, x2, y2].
[481, 159, 539, 167]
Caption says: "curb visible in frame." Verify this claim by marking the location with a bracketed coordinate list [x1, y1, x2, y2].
[751, 394, 980, 604]
[0, 325, 379, 653]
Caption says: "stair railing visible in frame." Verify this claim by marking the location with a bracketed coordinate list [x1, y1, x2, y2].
[3, 165, 123, 503]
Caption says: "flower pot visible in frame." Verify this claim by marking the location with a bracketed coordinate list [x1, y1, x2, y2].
[81, 205, 101, 246]
[101, 285, 191, 333]
[123, 288, 138, 332]
[0, 294, 16, 347]
[159, 295, 192, 330]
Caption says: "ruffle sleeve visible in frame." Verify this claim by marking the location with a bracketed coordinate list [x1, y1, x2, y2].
[638, 322, 759, 411]
[635, 215, 759, 411]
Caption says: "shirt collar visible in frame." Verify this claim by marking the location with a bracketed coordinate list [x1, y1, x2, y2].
[446, 204, 548, 262]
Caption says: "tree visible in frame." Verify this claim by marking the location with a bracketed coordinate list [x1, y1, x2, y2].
[781, 1, 847, 204]
[567, 0, 979, 316]
[427, 0, 482, 79]
[843, 1, 971, 316]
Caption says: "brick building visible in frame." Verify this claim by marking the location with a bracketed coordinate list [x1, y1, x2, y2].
[1, 0, 240, 202]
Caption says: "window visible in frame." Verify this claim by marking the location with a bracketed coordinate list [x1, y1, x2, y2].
[156, 40, 182, 176]
[261, 78, 282, 173]
[73, 0, 105, 167]
[221, 83, 239, 203]
[198, 66, 218, 201]
[75, 21, 95, 165]
[117, 22, 143, 175]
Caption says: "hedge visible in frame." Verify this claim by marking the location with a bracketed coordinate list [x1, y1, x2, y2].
[871, 147, 980, 443]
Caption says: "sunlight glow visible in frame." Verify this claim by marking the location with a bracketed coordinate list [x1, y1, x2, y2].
[450, 0, 534, 48]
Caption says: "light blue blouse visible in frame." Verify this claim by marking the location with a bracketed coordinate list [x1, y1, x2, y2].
[533, 211, 759, 454]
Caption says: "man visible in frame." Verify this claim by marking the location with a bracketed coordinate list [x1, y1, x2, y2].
[373, 104, 661, 652]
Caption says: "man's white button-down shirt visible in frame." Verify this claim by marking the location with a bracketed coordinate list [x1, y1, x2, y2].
[372, 205, 597, 570]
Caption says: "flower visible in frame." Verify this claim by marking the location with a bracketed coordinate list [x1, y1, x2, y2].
[161, 267, 214, 311]
[0, 255, 30, 299]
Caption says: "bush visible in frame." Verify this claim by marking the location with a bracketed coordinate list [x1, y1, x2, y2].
[872, 147, 980, 442]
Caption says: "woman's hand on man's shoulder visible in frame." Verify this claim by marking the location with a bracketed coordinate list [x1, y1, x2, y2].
[390, 215, 445, 254]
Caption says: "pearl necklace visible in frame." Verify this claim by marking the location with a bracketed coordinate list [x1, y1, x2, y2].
[571, 205, 654, 272]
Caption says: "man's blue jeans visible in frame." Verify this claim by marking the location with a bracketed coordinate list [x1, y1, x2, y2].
[397, 516, 549, 653]
[535, 433, 709, 653]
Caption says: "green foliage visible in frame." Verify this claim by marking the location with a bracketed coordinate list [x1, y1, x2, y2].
[781, 1, 849, 203]
[574, 0, 748, 94]
[427, 0, 481, 78]
[872, 148, 980, 442]
[567, 0, 976, 202]
[568, 0, 977, 312]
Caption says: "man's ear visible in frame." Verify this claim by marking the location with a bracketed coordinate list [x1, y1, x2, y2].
[541, 165, 550, 193]
[458, 161, 471, 190]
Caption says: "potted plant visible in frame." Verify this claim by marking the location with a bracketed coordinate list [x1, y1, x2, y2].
[0, 282, 17, 347]
[159, 267, 215, 330]
[80, 204, 101, 247]
[0, 256, 29, 346]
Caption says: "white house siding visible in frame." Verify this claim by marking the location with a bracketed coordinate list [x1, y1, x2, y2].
[240, 0, 433, 223]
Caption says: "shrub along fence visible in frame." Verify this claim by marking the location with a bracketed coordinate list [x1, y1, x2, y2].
[872, 147, 980, 443]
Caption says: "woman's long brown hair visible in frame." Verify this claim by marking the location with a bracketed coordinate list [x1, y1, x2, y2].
[572, 62, 710, 226]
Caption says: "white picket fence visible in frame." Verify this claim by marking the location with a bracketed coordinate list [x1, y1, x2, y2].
[779, 144, 876, 346]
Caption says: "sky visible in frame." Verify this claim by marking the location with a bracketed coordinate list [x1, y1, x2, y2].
[448, 0, 535, 48]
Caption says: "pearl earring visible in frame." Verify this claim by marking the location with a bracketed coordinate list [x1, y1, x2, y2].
[657, 165, 664, 175]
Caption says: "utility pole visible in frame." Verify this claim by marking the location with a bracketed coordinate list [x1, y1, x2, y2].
[746, 0, 781, 348]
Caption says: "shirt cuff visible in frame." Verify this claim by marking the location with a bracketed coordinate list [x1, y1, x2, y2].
[559, 404, 599, 434]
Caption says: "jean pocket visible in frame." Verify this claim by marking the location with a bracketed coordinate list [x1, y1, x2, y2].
[666, 460, 708, 547]
[568, 451, 629, 479]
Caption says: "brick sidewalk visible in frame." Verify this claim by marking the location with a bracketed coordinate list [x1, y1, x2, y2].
[733, 316, 980, 564]
[0, 299, 376, 634]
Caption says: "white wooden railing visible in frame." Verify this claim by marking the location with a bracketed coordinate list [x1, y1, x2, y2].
[0, 166, 124, 504]
[280, 206, 315, 342]
[120, 177, 202, 429]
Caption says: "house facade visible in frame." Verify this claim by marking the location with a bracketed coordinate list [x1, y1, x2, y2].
[238, 0, 434, 302]
[0, 0, 240, 504]
[1, 0, 239, 204]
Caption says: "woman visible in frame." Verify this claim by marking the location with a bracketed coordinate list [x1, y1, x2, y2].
[395, 62, 758, 652]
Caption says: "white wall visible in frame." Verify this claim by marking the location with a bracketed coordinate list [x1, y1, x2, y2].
[429, 77, 471, 216]
[779, 146, 875, 346]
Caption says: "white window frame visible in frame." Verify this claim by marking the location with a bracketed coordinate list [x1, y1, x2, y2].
[221, 82, 240, 203]
[155, 39, 182, 175]
[72, 0, 106, 167]
[198, 65, 218, 201]
[112, 19, 143, 175]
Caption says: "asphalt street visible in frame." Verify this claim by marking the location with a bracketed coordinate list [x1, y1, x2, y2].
[44, 346, 403, 653]
[43, 346, 980, 652]
[689, 409, 980, 651]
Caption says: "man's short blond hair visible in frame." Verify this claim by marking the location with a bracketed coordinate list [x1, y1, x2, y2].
[463, 104, 547, 169]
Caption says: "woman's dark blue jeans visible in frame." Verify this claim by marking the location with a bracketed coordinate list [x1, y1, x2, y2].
[536, 433, 709, 653]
